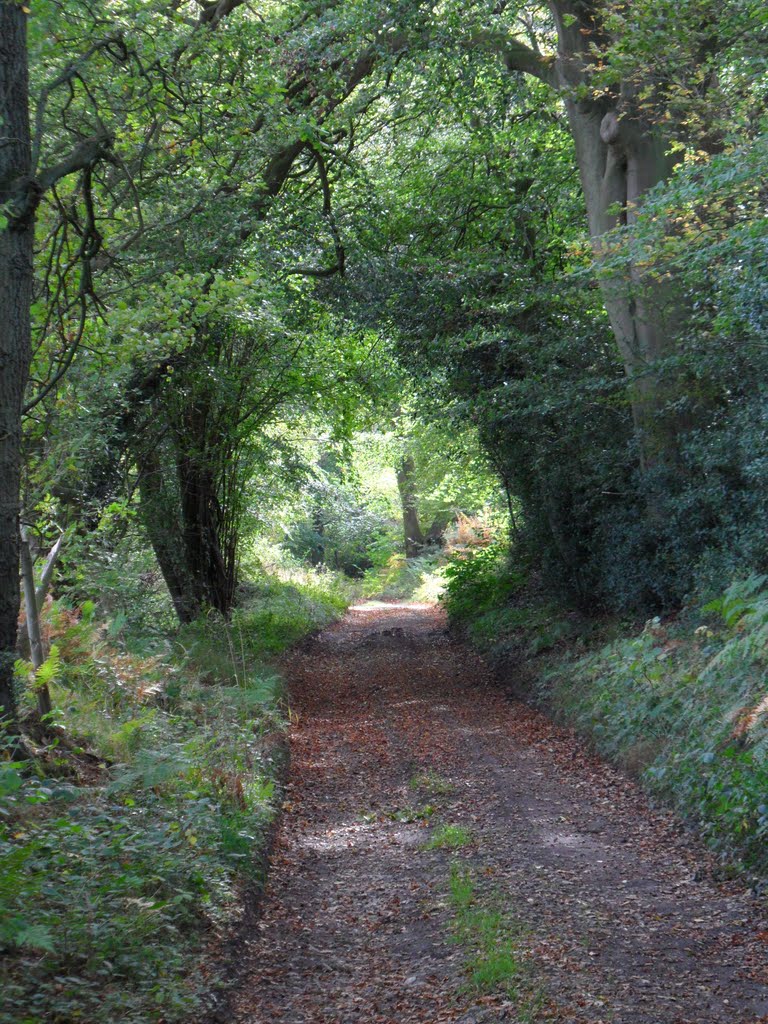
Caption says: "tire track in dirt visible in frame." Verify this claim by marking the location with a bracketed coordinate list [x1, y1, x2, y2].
[231, 601, 768, 1024]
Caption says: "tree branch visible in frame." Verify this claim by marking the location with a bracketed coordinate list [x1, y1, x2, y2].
[198, 0, 249, 27]
[7, 131, 113, 228]
[471, 30, 556, 87]
[31, 36, 126, 172]
[316, 144, 346, 273]
[281, 145, 346, 279]
[38, 132, 114, 194]
[35, 532, 66, 611]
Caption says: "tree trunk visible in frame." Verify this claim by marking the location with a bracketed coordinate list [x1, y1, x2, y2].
[425, 512, 452, 545]
[177, 453, 235, 618]
[19, 528, 52, 718]
[497, 4, 692, 471]
[0, 5, 33, 729]
[138, 449, 202, 624]
[396, 456, 425, 559]
[548, 1, 686, 469]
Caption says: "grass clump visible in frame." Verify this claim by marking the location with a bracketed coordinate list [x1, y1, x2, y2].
[409, 769, 455, 797]
[424, 823, 472, 850]
[387, 804, 436, 823]
[447, 863, 531, 998]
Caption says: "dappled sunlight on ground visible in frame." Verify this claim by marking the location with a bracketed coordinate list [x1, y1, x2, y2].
[231, 602, 768, 1024]
[349, 600, 436, 611]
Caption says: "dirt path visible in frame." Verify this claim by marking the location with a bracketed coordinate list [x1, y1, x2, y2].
[231, 602, 768, 1024]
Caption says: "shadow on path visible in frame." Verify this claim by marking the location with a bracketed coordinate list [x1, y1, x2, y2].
[231, 602, 768, 1024]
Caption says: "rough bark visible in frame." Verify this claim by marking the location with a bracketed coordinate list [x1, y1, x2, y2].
[138, 400, 237, 624]
[177, 452, 235, 618]
[0, 5, 33, 728]
[137, 448, 203, 624]
[396, 456, 425, 559]
[425, 513, 452, 546]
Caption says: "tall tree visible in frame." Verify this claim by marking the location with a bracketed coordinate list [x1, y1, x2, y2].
[0, 2, 32, 725]
[484, 1, 688, 464]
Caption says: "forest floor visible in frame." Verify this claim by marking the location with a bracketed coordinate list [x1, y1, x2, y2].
[228, 602, 768, 1024]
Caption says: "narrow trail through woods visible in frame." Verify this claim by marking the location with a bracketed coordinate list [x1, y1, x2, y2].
[231, 603, 768, 1024]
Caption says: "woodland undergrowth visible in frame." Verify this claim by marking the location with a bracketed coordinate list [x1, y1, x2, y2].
[0, 549, 350, 1024]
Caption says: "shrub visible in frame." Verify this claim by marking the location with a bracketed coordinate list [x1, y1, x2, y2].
[441, 544, 526, 624]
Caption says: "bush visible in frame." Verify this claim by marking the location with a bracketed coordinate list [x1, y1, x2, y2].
[441, 545, 525, 624]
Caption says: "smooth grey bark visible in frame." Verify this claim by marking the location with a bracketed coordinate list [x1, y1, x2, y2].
[19, 527, 52, 718]
[35, 532, 64, 611]
[496, 1, 691, 468]
[548, 1, 684, 466]
[0, 5, 33, 728]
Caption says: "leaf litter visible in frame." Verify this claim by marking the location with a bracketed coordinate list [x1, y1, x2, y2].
[228, 602, 768, 1024]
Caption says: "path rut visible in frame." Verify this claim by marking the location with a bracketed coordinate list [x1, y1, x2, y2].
[231, 602, 768, 1024]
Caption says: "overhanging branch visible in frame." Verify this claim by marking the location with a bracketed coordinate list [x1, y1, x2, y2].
[38, 132, 114, 193]
[471, 30, 556, 87]
[198, 0, 249, 27]
[8, 131, 113, 228]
